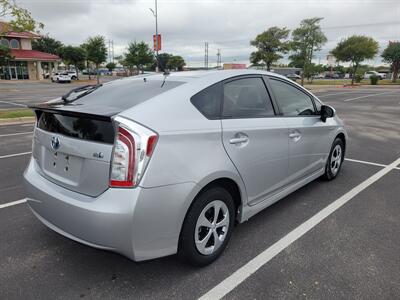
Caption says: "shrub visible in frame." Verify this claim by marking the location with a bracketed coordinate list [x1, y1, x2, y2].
[370, 75, 379, 85]
[355, 74, 363, 83]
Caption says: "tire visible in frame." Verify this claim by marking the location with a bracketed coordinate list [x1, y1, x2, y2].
[323, 138, 344, 180]
[179, 186, 235, 266]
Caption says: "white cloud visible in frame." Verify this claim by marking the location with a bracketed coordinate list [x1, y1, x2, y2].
[18, 0, 400, 66]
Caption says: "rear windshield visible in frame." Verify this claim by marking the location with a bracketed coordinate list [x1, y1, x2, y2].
[37, 112, 115, 144]
[71, 79, 184, 111]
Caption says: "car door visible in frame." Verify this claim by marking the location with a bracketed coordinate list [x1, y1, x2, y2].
[221, 76, 289, 205]
[267, 77, 332, 183]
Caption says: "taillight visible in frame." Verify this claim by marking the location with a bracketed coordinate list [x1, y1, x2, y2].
[110, 117, 158, 188]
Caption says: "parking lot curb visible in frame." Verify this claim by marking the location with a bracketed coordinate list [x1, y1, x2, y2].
[0, 117, 35, 126]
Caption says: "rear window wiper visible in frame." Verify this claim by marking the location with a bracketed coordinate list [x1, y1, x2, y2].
[61, 84, 102, 103]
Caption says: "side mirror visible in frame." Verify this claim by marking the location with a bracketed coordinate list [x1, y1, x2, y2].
[320, 105, 335, 122]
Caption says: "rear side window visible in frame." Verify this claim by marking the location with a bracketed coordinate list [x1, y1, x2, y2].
[37, 112, 115, 144]
[269, 79, 315, 116]
[223, 77, 275, 118]
[190, 82, 222, 119]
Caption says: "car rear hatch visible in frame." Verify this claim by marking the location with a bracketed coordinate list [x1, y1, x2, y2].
[29, 78, 185, 197]
[31, 108, 115, 197]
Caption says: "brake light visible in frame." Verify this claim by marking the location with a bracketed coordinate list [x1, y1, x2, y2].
[109, 117, 158, 188]
[110, 127, 136, 187]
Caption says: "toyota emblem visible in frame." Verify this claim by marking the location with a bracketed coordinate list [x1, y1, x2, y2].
[51, 136, 60, 150]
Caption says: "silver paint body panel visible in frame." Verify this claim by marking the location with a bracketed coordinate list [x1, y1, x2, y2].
[24, 70, 347, 261]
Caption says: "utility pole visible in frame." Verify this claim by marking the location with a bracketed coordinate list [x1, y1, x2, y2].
[217, 48, 221, 68]
[112, 40, 114, 63]
[150, 0, 159, 72]
[204, 42, 209, 69]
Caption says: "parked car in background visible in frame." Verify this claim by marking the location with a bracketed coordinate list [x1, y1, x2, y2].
[65, 70, 78, 80]
[286, 73, 301, 80]
[82, 69, 97, 75]
[51, 72, 72, 83]
[313, 74, 325, 79]
[364, 71, 386, 80]
[24, 70, 347, 266]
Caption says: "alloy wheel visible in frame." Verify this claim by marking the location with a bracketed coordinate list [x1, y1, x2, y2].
[194, 200, 230, 255]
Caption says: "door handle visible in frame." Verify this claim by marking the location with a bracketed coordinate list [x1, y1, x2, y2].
[229, 137, 249, 144]
[288, 133, 301, 139]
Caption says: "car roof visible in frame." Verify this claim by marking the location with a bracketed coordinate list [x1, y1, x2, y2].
[133, 69, 287, 83]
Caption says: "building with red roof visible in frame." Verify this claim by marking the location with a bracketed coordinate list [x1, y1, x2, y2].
[0, 21, 61, 80]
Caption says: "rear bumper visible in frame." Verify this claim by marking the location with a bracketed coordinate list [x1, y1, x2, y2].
[23, 158, 198, 261]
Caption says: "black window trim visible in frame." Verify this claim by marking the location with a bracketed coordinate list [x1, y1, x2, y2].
[265, 75, 320, 118]
[220, 74, 278, 120]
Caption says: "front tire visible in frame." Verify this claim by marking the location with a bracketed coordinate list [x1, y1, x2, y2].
[323, 138, 344, 180]
[179, 186, 235, 266]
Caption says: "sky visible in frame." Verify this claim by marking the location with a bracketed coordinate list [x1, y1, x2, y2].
[14, 0, 400, 67]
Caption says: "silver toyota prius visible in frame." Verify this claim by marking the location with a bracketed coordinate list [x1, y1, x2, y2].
[24, 70, 347, 266]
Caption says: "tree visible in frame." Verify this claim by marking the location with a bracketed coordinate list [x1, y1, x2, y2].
[381, 41, 400, 82]
[332, 35, 379, 85]
[84, 36, 107, 84]
[156, 53, 172, 71]
[0, 0, 43, 33]
[106, 62, 116, 72]
[125, 41, 154, 74]
[32, 36, 63, 56]
[289, 17, 327, 85]
[0, 44, 12, 65]
[60, 46, 86, 79]
[168, 55, 185, 71]
[250, 26, 290, 71]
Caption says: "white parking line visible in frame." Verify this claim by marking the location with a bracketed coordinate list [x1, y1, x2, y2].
[0, 131, 33, 138]
[345, 158, 400, 170]
[317, 91, 375, 98]
[0, 198, 27, 209]
[0, 100, 27, 107]
[0, 151, 31, 159]
[199, 157, 400, 300]
[343, 91, 396, 102]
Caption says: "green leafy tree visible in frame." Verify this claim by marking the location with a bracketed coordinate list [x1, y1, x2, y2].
[156, 53, 172, 71]
[106, 62, 116, 72]
[60, 46, 86, 79]
[381, 41, 400, 82]
[32, 36, 63, 56]
[250, 26, 290, 71]
[125, 41, 154, 74]
[84, 36, 107, 84]
[289, 17, 327, 85]
[332, 35, 379, 85]
[0, 0, 43, 33]
[167, 55, 185, 71]
[0, 44, 12, 65]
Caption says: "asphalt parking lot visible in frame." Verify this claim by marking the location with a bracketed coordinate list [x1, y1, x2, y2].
[0, 87, 399, 299]
[0, 76, 118, 109]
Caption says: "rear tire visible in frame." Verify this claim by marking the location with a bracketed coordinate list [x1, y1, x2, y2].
[179, 186, 235, 266]
[323, 138, 344, 180]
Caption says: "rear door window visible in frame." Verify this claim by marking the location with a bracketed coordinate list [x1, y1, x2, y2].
[222, 77, 275, 118]
[269, 79, 316, 116]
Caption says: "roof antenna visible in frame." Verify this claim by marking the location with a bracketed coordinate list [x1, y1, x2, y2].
[155, 54, 169, 87]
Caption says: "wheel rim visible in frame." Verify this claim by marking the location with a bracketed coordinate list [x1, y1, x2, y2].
[195, 200, 230, 256]
[330, 144, 342, 175]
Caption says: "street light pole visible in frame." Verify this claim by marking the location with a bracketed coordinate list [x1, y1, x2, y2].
[150, 0, 159, 72]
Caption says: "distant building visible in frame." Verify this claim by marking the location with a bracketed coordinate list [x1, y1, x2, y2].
[223, 63, 246, 69]
[0, 21, 61, 80]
